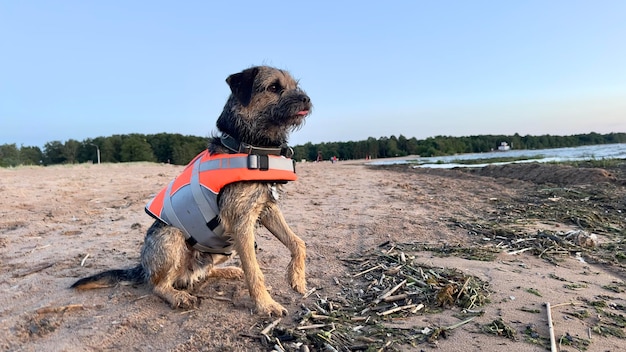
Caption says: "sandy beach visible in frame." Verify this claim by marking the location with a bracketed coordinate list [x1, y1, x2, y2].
[1, 160, 624, 351]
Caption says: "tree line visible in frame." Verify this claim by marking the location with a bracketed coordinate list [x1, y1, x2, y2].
[1, 132, 625, 167]
[296, 132, 626, 161]
[0, 133, 207, 167]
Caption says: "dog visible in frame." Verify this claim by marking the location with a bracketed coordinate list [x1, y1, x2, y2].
[71, 66, 312, 316]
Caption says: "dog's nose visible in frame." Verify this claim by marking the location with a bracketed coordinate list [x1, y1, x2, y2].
[301, 95, 311, 104]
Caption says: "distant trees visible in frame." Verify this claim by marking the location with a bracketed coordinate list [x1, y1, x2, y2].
[0, 133, 206, 167]
[1, 132, 625, 167]
[42, 141, 66, 165]
[0, 144, 20, 167]
[146, 133, 207, 164]
[292, 132, 626, 161]
[120, 135, 155, 162]
[19, 146, 43, 165]
[0, 143, 43, 167]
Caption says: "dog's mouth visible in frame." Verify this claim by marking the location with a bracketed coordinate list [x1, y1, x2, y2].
[296, 110, 310, 117]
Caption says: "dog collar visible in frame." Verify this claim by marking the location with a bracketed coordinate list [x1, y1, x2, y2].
[220, 134, 294, 158]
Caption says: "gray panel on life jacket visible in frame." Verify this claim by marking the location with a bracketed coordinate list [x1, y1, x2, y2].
[162, 182, 233, 254]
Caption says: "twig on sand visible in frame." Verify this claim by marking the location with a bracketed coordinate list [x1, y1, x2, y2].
[444, 316, 477, 331]
[456, 277, 471, 301]
[80, 253, 90, 266]
[303, 287, 317, 299]
[261, 317, 282, 339]
[194, 294, 232, 302]
[377, 303, 419, 316]
[28, 244, 51, 254]
[374, 279, 406, 304]
[296, 323, 329, 330]
[133, 294, 151, 302]
[506, 247, 534, 255]
[382, 293, 409, 302]
[550, 301, 583, 309]
[376, 341, 392, 352]
[273, 337, 286, 352]
[13, 262, 55, 278]
[36, 304, 84, 314]
[545, 302, 557, 352]
[353, 264, 382, 277]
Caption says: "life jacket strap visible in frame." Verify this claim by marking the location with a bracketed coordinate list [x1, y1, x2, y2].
[247, 154, 296, 173]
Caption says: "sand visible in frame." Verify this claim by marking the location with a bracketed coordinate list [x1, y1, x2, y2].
[0, 160, 624, 351]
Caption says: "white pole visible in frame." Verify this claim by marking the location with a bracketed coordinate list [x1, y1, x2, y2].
[546, 302, 557, 352]
[90, 143, 101, 164]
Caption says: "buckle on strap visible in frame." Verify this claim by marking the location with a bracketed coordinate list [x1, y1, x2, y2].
[247, 154, 270, 170]
[247, 154, 296, 172]
[280, 145, 294, 158]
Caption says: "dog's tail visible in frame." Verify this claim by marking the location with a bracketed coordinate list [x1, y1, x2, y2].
[71, 265, 145, 290]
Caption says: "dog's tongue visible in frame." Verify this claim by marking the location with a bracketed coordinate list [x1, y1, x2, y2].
[296, 110, 309, 116]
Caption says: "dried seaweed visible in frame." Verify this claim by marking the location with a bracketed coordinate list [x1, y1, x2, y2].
[558, 332, 590, 351]
[261, 243, 490, 351]
[481, 318, 517, 340]
[523, 324, 549, 348]
[446, 175, 626, 272]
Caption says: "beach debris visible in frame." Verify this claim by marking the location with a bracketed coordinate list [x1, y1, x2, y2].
[566, 230, 598, 248]
[12, 262, 56, 278]
[602, 281, 626, 293]
[523, 324, 548, 347]
[481, 318, 517, 341]
[526, 288, 542, 297]
[260, 242, 490, 351]
[261, 318, 282, 342]
[80, 253, 90, 266]
[16, 304, 86, 339]
[35, 304, 85, 314]
[558, 332, 591, 351]
[444, 173, 626, 271]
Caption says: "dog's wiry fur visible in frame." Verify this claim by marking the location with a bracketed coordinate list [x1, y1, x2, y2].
[71, 66, 312, 316]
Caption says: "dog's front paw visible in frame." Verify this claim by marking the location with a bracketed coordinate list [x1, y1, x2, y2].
[288, 261, 307, 294]
[256, 298, 288, 317]
[289, 274, 307, 294]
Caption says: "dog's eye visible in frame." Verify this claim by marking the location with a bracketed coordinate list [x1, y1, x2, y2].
[267, 83, 282, 93]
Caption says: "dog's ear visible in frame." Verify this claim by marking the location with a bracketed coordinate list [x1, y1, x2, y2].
[226, 67, 260, 107]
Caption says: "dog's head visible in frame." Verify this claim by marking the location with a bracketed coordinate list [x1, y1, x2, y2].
[216, 66, 312, 147]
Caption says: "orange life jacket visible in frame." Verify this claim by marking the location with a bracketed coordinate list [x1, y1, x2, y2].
[145, 150, 297, 253]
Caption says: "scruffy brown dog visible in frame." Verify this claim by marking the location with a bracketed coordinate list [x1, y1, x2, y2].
[72, 66, 312, 316]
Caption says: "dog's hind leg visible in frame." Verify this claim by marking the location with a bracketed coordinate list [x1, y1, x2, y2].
[147, 250, 199, 309]
[152, 276, 198, 309]
[142, 224, 199, 309]
[260, 203, 307, 294]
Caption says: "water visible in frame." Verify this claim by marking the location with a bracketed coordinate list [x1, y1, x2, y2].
[368, 143, 626, 168]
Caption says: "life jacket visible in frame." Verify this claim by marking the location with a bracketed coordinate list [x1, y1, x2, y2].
[145, 150, 297, 254]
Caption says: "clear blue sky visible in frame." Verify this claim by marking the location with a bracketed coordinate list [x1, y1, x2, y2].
[2, 1, 625, 149]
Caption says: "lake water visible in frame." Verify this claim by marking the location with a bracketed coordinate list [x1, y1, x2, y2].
[368, 143, 626, 168]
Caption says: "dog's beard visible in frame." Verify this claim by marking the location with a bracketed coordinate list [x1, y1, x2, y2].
[266, 95, 311, 128]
